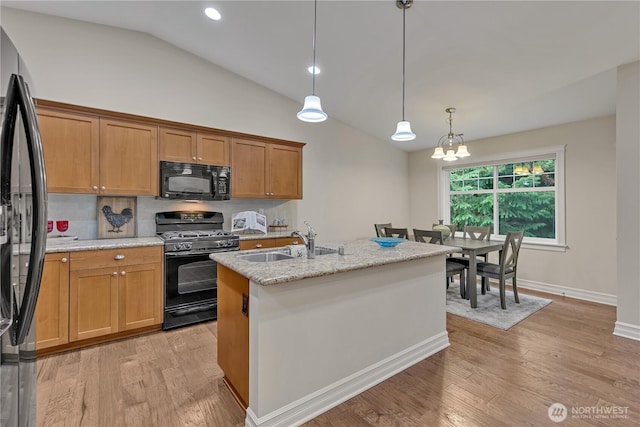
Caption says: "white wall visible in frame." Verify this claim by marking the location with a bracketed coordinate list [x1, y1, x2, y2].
[1, 8, 409, 242]
[615, 60, 640, 340]
[409, 116, 618, 298]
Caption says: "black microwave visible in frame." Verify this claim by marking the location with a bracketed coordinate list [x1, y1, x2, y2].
[159, 161, 231, 200]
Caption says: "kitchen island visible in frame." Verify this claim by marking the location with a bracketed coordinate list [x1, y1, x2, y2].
[210, 239, 459, 427]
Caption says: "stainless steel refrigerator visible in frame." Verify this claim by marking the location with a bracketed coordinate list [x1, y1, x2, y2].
[0, 27, 48, 427]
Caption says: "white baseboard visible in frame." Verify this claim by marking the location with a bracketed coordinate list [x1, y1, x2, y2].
[613, 321, 640, 341]
[514, 278, 617, 306]
[245, 331, 450, 427]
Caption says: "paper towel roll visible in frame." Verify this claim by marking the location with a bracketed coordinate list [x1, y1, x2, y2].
[287, 244, 307, 258]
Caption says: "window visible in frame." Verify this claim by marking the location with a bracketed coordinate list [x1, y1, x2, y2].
[440, 147, 565, 249]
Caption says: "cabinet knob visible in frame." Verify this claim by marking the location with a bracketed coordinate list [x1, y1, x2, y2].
[114, 254, 125, 260]
[198, 157, 202, 161]
[192, 156, 197, 160]
[92, 185, 98, 191]
[255, 244, 262, 248]
[112, 272, 118, 276]
[121, 271, 126, 276]
[101, 186, 106, 191]
[61, 257, 68, 263]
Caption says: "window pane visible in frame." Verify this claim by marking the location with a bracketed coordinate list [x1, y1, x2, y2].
[463, 180, 478, 191]
[534, 173, 555, 187]
[479, 178, 493, 190]
[478, 166, 493, 178]
[498, 175, 513, 188]
[514, 175, 533, 188]
[450, 169, 464, 181]
[498, 192, 555, 238]
[450, 194, 494, 230]
[498, 164, 513, 176]
[450, 180, 464, 191]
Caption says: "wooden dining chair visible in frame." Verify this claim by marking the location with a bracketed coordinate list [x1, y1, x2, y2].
[476, 230, 524, 309]
[450, 225, 492, 292]
[374, 223, 392, 237]
[413, 228, 466, 297]
[383, 227, 408, 239]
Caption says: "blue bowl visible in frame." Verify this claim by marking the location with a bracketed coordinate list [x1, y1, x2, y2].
[369, 237, 407, 248]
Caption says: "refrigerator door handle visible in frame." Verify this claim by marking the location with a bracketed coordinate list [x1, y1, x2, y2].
[10, 75, 47, 346]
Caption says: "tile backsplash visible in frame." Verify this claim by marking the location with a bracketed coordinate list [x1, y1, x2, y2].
[48, 194, 298, 240]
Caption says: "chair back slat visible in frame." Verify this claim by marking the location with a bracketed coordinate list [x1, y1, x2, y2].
[414, 229, 443, 244]
[374, 223, 392, 237]
[500, 231, 524, 274]
[384, 227, 409, 239]
[463, 226, 491, 241]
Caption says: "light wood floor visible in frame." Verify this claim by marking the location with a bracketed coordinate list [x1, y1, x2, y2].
[37, 288, 640, 426]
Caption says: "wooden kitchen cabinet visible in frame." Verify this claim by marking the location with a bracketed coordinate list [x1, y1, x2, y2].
[238, 237, 302, 251]
[99, 118, 158, 196]
[231, 138, 303, 199]
[35, 253, 70, 350]
[217, 265, 250, 408]
[37, 108, 99, 194]
[159, 127, 229, 166]
[68, 246, 163, 343]
[37, 106, 158, 196]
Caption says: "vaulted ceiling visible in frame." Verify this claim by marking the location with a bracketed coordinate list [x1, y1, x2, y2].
[4, 1, 639, 151]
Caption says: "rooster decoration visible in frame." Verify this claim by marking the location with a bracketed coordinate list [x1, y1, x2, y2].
[102, 205, 133, 233]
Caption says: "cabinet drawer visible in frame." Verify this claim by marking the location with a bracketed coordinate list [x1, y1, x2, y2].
[70, 246, 162, 271]
[275, 237, 302, 247]
[239, 239, 277, 251]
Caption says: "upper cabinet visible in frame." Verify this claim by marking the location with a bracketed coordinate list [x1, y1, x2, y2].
[99, 119, 158, 196]
[159, 127, 229, 166]
[38, 106, 158, 196]
[37, 108, 100, 194]
[231, 138, 303, 199]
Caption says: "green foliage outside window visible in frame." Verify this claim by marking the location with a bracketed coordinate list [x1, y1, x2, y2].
[449, 160, 556, 239]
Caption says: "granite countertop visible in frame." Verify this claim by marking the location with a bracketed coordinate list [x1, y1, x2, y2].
[210, 238, 461, 286]
[45, 237, 164, 253]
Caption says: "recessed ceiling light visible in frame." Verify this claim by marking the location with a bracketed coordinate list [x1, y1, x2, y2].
[204, 7, 221, 21]
[307, 66, 321, 75]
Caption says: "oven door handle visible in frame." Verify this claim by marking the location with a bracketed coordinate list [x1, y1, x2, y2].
[165, 251, 215, 258]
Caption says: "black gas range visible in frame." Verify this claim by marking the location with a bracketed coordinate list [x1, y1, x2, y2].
[156, 211, 239, 330]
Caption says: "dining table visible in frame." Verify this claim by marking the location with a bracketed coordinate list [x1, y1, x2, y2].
[445, 237, 504, 308]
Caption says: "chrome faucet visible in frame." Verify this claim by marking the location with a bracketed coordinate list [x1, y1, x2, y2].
[291, 221, 316, 259]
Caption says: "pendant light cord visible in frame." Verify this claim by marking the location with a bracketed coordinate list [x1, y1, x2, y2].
[312, 0, 318, 96]
[401, 5, 406, 121]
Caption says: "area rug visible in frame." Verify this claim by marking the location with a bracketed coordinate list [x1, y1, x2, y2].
[446, 282, 552, 330]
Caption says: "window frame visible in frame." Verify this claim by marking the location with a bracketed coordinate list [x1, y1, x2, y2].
[438, 145, 566, 251]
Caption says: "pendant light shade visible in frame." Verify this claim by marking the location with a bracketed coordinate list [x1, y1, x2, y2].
[297, 95, 327, 122]
[297, 0, 327, 123]
[392, 121, 416, 141]
[391, 0, 415, 142]
[431, 147, 445, 159]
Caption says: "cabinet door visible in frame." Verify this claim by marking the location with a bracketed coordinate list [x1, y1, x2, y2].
[231, 138, 267, 198]
[99, 119, 158, 196]
[197, 133, 229, 166]
[217, 265, 250, 408]
[38, 108, 99, 193]
[35, 253, 69, 350]
[159, 127, 197, 163]
[275, 237, 302, 247]
[267, 144, 302, 199]
[69, 267, 119, 341]
[118, 261, 163, 331]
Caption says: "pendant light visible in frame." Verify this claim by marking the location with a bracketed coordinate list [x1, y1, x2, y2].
[297, 0, 327, 122]
[391, 0, 416, 141]
[432, 107, 470, 161]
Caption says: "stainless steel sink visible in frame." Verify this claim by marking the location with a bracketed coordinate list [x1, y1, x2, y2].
[314, 247, 338, 255]
[236, 252, 295, 262]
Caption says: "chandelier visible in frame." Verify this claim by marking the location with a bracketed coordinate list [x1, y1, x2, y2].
[431, 107, 470, 161]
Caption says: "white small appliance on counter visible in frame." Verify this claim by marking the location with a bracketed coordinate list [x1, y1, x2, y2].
[231, 211, 267, 234]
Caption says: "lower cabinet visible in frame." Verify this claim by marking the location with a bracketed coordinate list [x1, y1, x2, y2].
[36, 246, 163, 353]
[238, 236, 302, 251]
[35, 253, 70, 350]
[217, 265, 250, 409]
